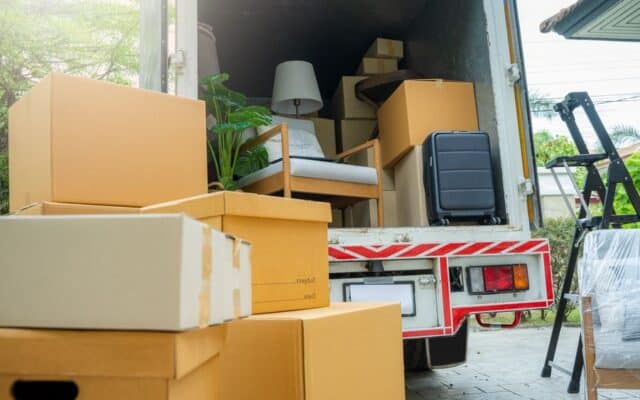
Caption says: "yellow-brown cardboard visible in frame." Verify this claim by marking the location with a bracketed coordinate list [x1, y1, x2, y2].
[332, 76, 376, 120]
[218, 302, 404, 400]
[14, 201, 140, 215]
[8, 73, 207, 211]
[0, 326, 225, 400]
[365, 38, 404, 59]
[394, 145, 430, 226]
[306, 117, 336, 158]
[337, 119, 377, 151]
[357, 57, 399, 75]
[141, 191, 331, 314]
[377, 80, 478, 167]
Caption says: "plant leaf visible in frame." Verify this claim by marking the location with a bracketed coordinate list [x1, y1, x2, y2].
[235, 144, 269, 177]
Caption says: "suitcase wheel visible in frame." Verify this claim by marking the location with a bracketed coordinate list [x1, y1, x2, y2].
[434, 218, 450, 226]
[481, 216, 501, 225]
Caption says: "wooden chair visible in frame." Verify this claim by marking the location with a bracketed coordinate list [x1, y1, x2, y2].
[238, 123, 384, 227]
[582, 296, 640, 400]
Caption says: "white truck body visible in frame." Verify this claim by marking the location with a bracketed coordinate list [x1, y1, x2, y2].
[140, 0, 552, 364]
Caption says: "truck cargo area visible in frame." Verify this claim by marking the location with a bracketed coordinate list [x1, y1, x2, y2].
[198, 0, 529, 233]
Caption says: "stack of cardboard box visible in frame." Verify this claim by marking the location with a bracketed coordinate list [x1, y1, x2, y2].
[377, 79, 479, 226]
[331, 38, 404, 228]
[1, 73, 405, 399]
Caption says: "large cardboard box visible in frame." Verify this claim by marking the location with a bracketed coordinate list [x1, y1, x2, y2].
[357, 57, 399, 75]
[0, 214, 249, 330]
[377, 80, 478, 167]
[332, 76, 376, 120]
[8, 73, 207, 211]
[345, 191, 398, 228]
[307, 117, 336, 158]
[141, 191, 331, 314]
[365, 38, 404, 59]
[0, 325, 225, 400]
[336, 119, 376, 152]
[394, 145, 429, 226]
[218, 302, 405, 400]
[15, 201, 140, 215]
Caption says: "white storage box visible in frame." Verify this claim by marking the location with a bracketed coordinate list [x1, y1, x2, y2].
[0, 214, 250, 331]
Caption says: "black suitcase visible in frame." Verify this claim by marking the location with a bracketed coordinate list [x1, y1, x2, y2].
[422, 131, 500, 225]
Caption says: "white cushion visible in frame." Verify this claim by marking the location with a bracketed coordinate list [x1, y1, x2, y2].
[594, 325, 640, 369]
[236, 158, 378, 188]
[258, 116, 324, 162]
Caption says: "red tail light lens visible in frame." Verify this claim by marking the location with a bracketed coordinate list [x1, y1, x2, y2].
[483, 266, 514, 292]
[467, 264, 529, 294]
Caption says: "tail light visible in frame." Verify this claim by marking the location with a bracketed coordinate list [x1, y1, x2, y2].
[467, 264, 529, 294]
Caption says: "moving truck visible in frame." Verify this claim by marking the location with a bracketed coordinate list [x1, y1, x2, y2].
[139, 0, 552, 369]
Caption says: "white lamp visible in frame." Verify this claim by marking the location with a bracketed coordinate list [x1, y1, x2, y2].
[271, 60, 323, 117]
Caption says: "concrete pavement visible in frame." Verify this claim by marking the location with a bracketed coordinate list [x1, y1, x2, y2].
[405, 326, 640, 400]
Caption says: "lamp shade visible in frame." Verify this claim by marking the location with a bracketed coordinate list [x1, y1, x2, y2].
[271, 60, 323, 115]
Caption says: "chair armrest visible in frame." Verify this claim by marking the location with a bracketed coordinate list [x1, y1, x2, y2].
[239, 123, 288, 153]
[335, 139, 378, 161]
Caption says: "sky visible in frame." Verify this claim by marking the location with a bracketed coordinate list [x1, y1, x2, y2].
[517, 0, 640, 148]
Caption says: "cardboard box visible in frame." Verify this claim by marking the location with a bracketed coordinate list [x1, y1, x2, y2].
[377, 80, 478, 167]
[332, 76, 376, 120]
[365, 38, 404, 59]
[0, 325, 225, 400]
[329, 209, 344, 228]
[307, 117, 336, 158]
[217, 302, 405, 400]
[14, 201, 140, 215]
[0, 214, 244, 330]
[357, 57, 399, 75]
[336, 119, 376, 152]
[346, 145, 395, 191]
[141, 191, 331, 314]
[8, 73, 207, 211]
[345, 191, 398, 227]
[394, 145, 429, 226]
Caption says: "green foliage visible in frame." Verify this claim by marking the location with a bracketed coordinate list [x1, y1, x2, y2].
[200, 73, 271, 189]
[533, 130, 578, 167]
[613, 152, 640, 228]
[0, 0, 140, 151]
[533, 218, 577, 320]
[0, 152, 7, 214]
[529, 92, 556, 120]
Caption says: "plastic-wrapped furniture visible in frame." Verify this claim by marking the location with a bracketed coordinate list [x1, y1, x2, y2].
[579, 230, 640, 400]
[238, 116, 384, 226]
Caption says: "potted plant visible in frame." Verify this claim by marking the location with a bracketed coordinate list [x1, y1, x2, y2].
[200, 73, 271, 190]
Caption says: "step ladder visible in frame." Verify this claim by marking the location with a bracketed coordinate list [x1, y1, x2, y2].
[540, 92, 640, 393]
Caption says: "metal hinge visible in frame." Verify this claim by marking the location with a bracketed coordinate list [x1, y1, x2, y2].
[518, 177, 534, 196]
[168, 50, 186, 74]
[506, 63, 521, 86]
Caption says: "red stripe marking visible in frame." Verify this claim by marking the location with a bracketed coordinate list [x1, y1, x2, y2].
[452, 300, 552, 316]
[343, 244, 410, 259]
[481, 241, 519, 254]
[507, 240, 546, 254]
[453, 242, 494, 256]
[403, 328, 446, 338]
[538, 244, 550, 252]
[428, 243, 467, 256]
[328, 247, 356, 260]
[543, 251, 554, 302]
[396, 243, 440, 258]
[439, 258, 452, 329]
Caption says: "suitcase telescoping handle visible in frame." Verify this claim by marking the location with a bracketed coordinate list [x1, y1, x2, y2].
[11, 380, 79, 400]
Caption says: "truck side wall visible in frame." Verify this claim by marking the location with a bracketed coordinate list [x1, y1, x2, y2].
[403, 0, 506, 221]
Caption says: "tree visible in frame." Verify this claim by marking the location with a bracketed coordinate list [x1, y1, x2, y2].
[533, 130, 578, 167]
[529, 92, 556, 120]
[0, 0, 139, 213]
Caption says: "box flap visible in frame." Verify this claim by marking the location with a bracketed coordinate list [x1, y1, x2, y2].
[301, 302, 405, 400]
[0, 325, 226, 379]
[14, 201, 140, 215]
[248, 301, 396, 321]
[142, 191, 331, 223]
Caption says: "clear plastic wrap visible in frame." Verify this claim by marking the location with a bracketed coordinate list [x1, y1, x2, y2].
[578, 229, 640, 395]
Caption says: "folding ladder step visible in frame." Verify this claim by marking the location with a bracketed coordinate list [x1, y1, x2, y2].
[545, 153, 607, 168]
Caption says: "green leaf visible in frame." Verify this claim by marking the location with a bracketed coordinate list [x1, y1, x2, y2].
[235, 144, 269, 177]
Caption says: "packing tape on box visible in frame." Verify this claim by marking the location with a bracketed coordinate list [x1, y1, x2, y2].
[232, 238, 241, 269]
[198, 226, 212, 328]
[233, 288, 242, 319]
